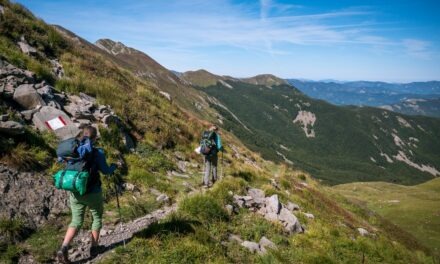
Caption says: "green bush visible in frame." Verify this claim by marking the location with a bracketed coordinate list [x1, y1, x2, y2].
[0, 218, 27, 243]
[25, 225, 62, 263]
[0, 244, 22, 264]
[0, 143, 51, 170]
[179, 194, 229, 223]
[231, 170, 255, 182]
[128, 144, 174, 173]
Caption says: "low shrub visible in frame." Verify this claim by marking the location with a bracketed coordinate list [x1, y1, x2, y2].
[179, 194, 229, 223]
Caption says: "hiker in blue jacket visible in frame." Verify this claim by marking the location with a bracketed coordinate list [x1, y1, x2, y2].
[57, 126, 117, 263]
[203, 125, 223, 187]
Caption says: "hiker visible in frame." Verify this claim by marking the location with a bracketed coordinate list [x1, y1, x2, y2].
[200, 125, 223, 187]
[57, 126, 118, 263]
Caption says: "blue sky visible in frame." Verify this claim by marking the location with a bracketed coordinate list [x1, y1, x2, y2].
[16, 0, 440, 82]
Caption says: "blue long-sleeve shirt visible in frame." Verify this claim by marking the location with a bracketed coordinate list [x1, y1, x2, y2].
[76, 137, 116, 175]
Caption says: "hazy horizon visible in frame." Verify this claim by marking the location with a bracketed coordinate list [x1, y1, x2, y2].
[16, 0, 440, 82]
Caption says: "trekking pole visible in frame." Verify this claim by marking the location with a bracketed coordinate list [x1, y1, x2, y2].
[221, 151, 224, 179]
[112, 174, 126, 248]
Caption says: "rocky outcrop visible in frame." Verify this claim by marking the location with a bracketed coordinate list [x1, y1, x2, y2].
[0, 59, 135, 148]
[0, 164, 68, 229]
[17, 37, 37, 56]
[233, 188, 305, 234]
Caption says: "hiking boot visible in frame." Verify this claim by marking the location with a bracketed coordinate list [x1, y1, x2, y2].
[56, 245, 69, 263]
[89, 244, 102, 258]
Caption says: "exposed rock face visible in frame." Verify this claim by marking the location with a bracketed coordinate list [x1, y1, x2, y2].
[293, 110, 316, 138]
[233, 188, 305, 234]
[0, 164, 68, 229]
[13, 84, 46, 109]
[0, 121, 25, 135]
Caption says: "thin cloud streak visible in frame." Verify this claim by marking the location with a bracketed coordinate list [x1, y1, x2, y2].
[53, 0, 431, 59]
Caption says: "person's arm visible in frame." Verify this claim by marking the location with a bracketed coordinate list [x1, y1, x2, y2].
[216, 134, 223, 151]
[95, 148, 117, 175]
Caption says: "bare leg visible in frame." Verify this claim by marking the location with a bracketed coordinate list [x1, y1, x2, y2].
[62, 227, 77, 246]
[91, 230, 100, 246]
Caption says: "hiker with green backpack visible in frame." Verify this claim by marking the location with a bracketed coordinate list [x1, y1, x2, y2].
[54, 126, 118, 263]
[200, 125, 223, 188]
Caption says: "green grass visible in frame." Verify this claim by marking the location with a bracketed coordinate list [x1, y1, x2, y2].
[333, 178, 440, 255]
[24, 224, 64, 263]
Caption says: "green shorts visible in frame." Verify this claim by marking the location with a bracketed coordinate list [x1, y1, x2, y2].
[69, 191, 103, 231]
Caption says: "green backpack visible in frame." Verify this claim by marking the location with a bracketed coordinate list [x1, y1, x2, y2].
[53, 170, 89, 195]
[53, 138, 95, 195]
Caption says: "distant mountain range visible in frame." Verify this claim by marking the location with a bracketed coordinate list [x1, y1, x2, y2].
[287, 79, 440, 117]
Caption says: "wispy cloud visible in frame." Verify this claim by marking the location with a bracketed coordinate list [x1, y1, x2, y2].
[56, 0, 430, 60]
[402, 39, 432, 59]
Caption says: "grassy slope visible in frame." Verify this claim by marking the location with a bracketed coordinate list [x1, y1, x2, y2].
[101, 162, 437, 263]
[0, 1, 438, 263]
[333, 178, 440, 254]
[199, 81, 440, 185]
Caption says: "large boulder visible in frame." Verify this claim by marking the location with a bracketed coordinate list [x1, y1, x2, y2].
[13, 84, 46, 109]
[32, 106, 80, 140]
[0, 164, 68, 229]
[0, 121, 24, 135]
[278, 208, 303, 233]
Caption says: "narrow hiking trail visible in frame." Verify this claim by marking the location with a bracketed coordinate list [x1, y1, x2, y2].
[64, 184, 206, 264]
[67, 204, 177, 264]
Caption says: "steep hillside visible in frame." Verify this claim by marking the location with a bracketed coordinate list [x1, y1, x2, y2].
[0, 1, 438, 263]
[334, 178, 440, 254]
[195, 76, 440, 185]
[381, 98, 440, 118]
[94, 39, 215, 118]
